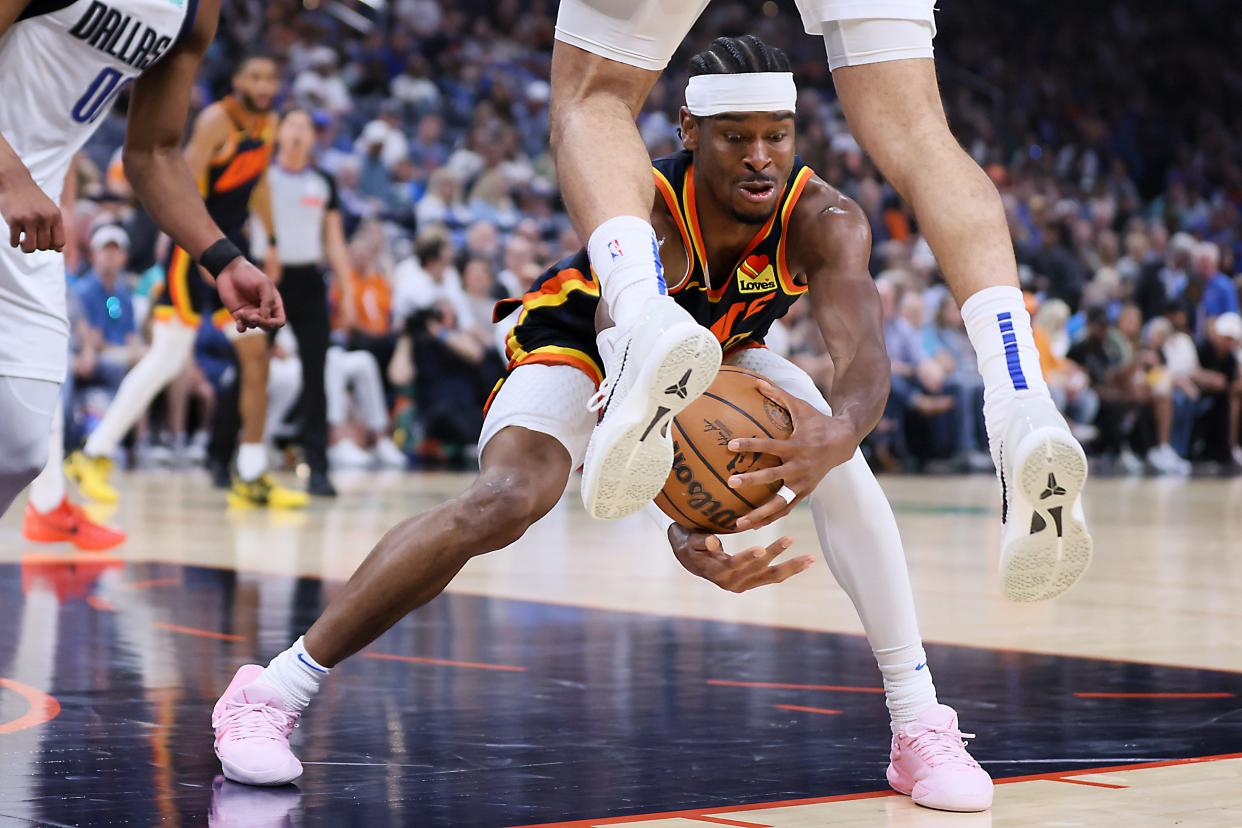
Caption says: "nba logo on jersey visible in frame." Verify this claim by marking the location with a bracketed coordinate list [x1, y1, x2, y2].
[607, 239, 624, 260]
[737, 254, 777, 293]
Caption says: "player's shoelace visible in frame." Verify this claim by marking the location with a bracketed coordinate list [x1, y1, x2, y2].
[586, 378, 613, 414]
[214, 699, 299, 743]
[904, 722, 979, 768]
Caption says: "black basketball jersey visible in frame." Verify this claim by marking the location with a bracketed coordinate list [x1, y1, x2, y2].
[201, 96, 276, 236]
[492, 151, 816, 391]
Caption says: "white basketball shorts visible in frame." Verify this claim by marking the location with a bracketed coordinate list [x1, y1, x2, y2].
[554, 0, 936, 72]
[0, 225, 68, 383]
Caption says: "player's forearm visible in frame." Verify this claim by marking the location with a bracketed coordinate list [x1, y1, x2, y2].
[124, 147, 231, 261]
[826, 337, 890, 444]
[0, 135, 33, 190]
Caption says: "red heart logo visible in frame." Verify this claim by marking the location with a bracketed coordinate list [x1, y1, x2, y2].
[743, 254, 769, 274]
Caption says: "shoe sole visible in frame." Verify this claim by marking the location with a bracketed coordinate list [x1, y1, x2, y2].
[1001, 427, 1092, 602]
[887, 764, 993, 812]
[218, 755, 303, 787]
[581, 323, 721, 520]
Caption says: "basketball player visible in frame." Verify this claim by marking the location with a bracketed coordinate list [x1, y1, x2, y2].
[211, 40, 993, 812]
[64, 55, 307, 510]
[553, 1, 1092, 603]
[0, 0, 283, 519]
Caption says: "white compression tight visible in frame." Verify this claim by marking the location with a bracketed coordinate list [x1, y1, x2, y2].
[727, 348, 936, 730]
[84, 320, 197, 458]
[27, 397, 66, 513]
[0, 376, 60, 517]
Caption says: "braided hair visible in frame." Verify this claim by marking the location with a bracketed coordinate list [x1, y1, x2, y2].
[687, 35, 791, 78]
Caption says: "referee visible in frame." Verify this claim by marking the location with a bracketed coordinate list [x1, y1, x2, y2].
[267, 108, 356, 496]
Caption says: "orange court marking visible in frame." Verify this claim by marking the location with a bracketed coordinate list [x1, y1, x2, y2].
[0, 678, 62, 736]
[362, 652, 527, 672]
[708, 679, 884, 694]
[1074, 692, 1235, 699]
[1050, 777, 1129, 789]
[691, 816, 772, 827]
[773, 704, 842, 716]
[153, 623, 245, 642]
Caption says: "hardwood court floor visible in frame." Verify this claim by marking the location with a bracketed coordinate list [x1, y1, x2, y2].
[0, 470, 1239, 826]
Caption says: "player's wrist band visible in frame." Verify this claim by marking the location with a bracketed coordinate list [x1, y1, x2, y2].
[200, 238, 243, 278]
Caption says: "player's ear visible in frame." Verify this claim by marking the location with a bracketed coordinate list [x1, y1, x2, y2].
[679, 107, 699, 151]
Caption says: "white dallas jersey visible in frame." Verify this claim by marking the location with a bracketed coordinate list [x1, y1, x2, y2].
[0, 0, 194, 383]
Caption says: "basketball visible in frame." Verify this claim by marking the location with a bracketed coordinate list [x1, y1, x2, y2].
[656, 366, 794, 534]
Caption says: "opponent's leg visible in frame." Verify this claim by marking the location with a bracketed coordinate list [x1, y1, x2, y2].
[227, 330, 307, 509]
[728, 349, 992, 812]
[810, 9, 1090, 601]
[552, 1, 722, 521]
[24, 398, 125, 551]
[211, 425, 573, 786]
[0, 376, 59, 517]
[69, 319, 198, 502]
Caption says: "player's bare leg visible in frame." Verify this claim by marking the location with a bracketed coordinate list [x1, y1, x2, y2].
[832, 56, 1091, 602]
[212, 426, 573, 785]
[551, 43, 721, 522]
[228, 331, 306, 508]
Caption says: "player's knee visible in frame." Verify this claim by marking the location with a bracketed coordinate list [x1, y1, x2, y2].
[550, 51, 654, 134]
[459, 473, 556, 551]
[0, 440, 49, 500]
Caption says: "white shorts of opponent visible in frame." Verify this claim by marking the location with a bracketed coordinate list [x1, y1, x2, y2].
[0, 232, 67, 514]
[480, 346, 829, 471]
[555, 0, 937, 72]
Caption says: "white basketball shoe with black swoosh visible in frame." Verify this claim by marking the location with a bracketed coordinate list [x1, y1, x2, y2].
[581, 295, 721, 520]
[997, 393, 1093, 602]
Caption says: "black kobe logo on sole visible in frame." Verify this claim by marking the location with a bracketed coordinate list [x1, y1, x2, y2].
[1040, 473, 1066, 500]
[641, 406, 671, 441]
[665, 370, 692, 399]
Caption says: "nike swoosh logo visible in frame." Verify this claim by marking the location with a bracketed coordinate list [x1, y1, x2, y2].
[297, 652, 327, 673]
[915, 662, 926, 671]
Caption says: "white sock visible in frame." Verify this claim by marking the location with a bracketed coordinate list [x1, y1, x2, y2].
[28, 399, 65, 513]
[809, 451, 938, 733]
[961, 286, 1049, 462]
[85, 320, 195, 458]
[257, 636, 330, 711]
[587, 215, 666, 330]
[237, 443, 268, 482]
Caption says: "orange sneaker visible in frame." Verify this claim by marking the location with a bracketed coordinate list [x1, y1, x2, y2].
[22, 498, 126, 551]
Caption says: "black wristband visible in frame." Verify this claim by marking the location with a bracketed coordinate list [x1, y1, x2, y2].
[200, 238, 243, 278]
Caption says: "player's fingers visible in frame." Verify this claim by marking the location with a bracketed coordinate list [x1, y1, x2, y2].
[735, 495, 794, 532]
[10, 220, 22, 248]
[49, 215, 66, 252]
[265, 285, 286, 328]
[20, 221, 40, 253]
[727, 436, 785, 456]
[739, 555, 815, 590]
[755, 380, 795, 411]
[728, 466, 784, 491]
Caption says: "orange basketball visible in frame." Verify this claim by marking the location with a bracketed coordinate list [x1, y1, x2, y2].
[655, 366, 793, 534]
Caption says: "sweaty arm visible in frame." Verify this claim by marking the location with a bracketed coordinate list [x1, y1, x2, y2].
[795, 187, 889, 443]
[122, 0, 283, 329]
[0, 0, 67, 252]
[726, 185, 888, 532]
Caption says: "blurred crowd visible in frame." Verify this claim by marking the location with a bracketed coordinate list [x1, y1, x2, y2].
[61, 0, 1241, 476]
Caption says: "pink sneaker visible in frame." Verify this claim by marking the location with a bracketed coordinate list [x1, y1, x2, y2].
[887, 704, 993, 812]
[213, 665, 303, 786]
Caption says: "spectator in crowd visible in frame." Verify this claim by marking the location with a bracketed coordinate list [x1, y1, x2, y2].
[325, 345, 408, 470]
[334, 220, 398, 380]
[293, 46, 352, 115]
[923, 295, 991, 470]
[392, 230, 469, 328]
[1194, 312, 1242, 470]
[1179, 242, 1240, 339]
[1033, 298, 1098, 443]
[415, 167, 472, 230]
[72, 226, 143, 399]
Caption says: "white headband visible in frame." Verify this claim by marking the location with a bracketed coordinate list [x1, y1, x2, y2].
[684, 72, 797, 117]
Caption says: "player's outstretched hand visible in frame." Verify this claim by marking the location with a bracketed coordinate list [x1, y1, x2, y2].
[0, 169, 65, 253]
[668, 524, 812, 593]
[216, 258, 286, 332]
[726, 380, 858, 532]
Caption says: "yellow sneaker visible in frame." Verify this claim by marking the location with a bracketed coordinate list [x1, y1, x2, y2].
[64, 451, 119, 503]
[228, 474, 309, 510]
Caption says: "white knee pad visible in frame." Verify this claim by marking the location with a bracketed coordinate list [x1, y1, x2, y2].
[821, 17, 935, 71]
[0, 376, 60, 516]
[554, 0, 710, 71]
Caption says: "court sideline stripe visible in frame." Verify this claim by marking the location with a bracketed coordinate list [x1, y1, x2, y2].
[708, 679, 884, 694]
[773, 704, 841, 716]
[1049, 777, 1128, 789]
[690, 817, 772, 827]
[509, 752, 1242, 827]
[363, 651, 527, 672]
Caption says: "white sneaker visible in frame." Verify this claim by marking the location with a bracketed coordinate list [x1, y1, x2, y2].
[372, 437, 407, 470]
[1118, 448, 1145, 476]
[1147, 444, 1189, 477]
[328, 439, 376, 470]
[996, 394, 1093, 602]
[580, 295, 721, 520]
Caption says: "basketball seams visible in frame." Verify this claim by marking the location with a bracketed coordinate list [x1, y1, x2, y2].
[672, 420, 761, 512]
[655, 489, 700, 529]
[702, 391, 777, 440]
